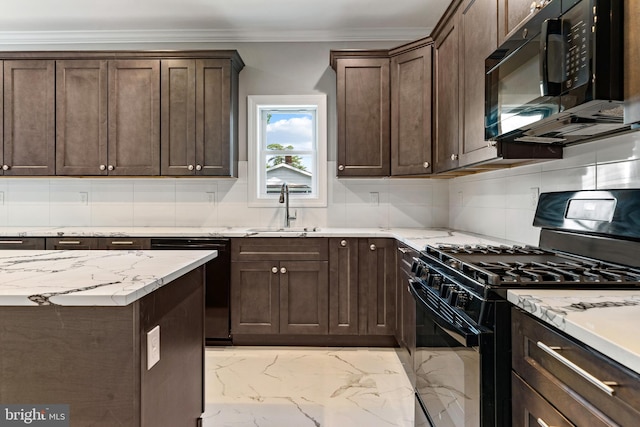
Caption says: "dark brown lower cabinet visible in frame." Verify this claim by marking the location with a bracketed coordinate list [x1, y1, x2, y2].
[512, 307, 640, 426]
[0, 266, 205, 427]
[45, 237, 151, 250]
[0, 237, 45, 249]
[231, 260, 328, 335]
[329, 237, 359, 335]
[359, 238, 396, 335]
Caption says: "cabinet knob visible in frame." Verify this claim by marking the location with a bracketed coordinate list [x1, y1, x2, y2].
[370, 244, 376, 251]
[188, 164, 194, 171]
[107, 165, 114, 171]
[99, 164, 106, 171]
[280, 267, 287, 274]
[271, 266, 278, 274]
[340, 240, 347, 247]
[338, 164, 345, 171]
[195, 164, 202, 171]
[450, 154, 459, 161]
[2, 165, 9, 171]
[423, 162, 430, 169]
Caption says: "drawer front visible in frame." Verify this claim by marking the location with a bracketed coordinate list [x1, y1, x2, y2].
[231, 238, 328, 261]
[512, 372, 574, 427]
[512, 307, 640, 426]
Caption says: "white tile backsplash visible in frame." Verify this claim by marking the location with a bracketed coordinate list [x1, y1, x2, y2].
[3, 131, 640, 234]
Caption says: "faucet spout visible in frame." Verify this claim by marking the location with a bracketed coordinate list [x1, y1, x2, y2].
[279, 182, 296, 228]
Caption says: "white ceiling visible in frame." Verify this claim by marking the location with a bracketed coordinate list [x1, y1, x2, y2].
[0, 0, 451, 44]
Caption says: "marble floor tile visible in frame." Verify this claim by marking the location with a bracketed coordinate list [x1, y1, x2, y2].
[202, 347, 415, 427]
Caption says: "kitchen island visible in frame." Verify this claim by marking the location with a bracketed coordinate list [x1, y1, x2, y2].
[0, 249, 217, 427]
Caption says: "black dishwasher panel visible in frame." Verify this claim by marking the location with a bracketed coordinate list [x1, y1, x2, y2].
[150, 238, 231, 345]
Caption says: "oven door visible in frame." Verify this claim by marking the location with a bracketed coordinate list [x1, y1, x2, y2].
[410, 280, 493, 427]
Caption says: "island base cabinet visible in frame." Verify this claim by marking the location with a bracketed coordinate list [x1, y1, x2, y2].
[0, 267, 205, 427]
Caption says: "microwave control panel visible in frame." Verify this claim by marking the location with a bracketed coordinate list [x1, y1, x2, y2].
[563, 1, 591, 90]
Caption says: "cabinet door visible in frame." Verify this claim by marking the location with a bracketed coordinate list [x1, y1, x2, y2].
[0, 237, 45, 250]
[512, 373, 574, 427]
[497, 0, 533, 45]
[336, 58, 390, 176]
[56, 60, 108, 176]
[231, 261, 280, 334]
[196, 59, 232, 176]
[391, 45, 433, 176]
[3, 60, 55, 175]
[459, 0, 499, 166]
[280, 260, 329, 335]
[433, 13, 461, 173]
[108, 60, 160, 176]
[359, 238, 396, 335]
[161, 60, 196, 176]
[329, 238, 359, 335]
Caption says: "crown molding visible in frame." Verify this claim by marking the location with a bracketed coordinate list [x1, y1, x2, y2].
[0, 28, 432, 45]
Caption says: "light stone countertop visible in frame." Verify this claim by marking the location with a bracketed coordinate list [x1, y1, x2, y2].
[508, 289, 640, 375]
[0, 249, 217, 306]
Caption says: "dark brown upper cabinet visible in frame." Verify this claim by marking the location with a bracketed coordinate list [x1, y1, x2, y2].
[332, 53, 391, 177]
[161, 58, 238, 176]
[459, 0, 499, 167]
[433, 9, 461, 173]
[497, 0, 535, 45]
[108, 59, 160, 176]
[56, 60, 108, 176]
[2, 60, 55, 175]
[390, 42, 433, 175]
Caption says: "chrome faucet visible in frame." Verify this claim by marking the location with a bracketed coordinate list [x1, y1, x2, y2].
[279, 182, 297, 228]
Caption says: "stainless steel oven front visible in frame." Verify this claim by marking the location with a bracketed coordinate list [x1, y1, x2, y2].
[409, 270, 495, 427]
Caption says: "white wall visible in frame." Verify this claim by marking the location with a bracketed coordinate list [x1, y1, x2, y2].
[0, 41, 449, 230]
[449, 130, 640, 245]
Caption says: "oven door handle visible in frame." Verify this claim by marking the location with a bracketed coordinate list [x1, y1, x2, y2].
[409, 279, 484, 348]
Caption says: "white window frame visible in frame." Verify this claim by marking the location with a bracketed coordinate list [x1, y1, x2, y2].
[247, 94, 327, 207]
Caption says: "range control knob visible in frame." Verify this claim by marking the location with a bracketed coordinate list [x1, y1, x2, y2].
[447, 288, 460, 306]
[456, 291, 469, 309]
[428, 273, 443, 290]
[439, 282, 454, 298]
[415, 265, 424, 278]
[410, 260, 420, 273]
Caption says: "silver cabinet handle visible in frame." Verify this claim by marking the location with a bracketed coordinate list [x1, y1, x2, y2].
[370, 244, 376, 251]
[487, 142, 497, 148]
[195, 164, 202, 171]
[338, 164, 345, 171]
[188, 165, 194, 171]
[110, 241, 134, 245]
[58, 241, 81, 245]
[280, 267, 287, 274]
[271, 266, 278, 274]
[398, 247, 408, 254]
[99, 164, 106, 171]
[536, 341, 618, 396]
[340, 240, 347, 247]
[107, 165, 114, 171]
[0, 240, 23, 244]
[2, 165, 9, 171]
[450, 154, 459, 161]
[536, 418, 556, 427]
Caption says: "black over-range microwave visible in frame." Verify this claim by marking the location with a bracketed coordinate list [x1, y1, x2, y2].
[485, 0, 626, 145]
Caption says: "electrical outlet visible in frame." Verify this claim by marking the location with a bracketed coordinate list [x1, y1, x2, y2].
[147, 325, 160, 370]
[369, 192, 379, 206]
[79, 192, 88, 205]
[206, 192, 216, 204]
[530, 187, 540, 209]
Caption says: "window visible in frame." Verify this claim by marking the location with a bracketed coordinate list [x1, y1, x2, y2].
[248, 95, 327, 207]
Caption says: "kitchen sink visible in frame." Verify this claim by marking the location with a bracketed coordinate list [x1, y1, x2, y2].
[246, 227, 320, 233]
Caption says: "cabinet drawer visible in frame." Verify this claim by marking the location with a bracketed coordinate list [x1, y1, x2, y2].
[512, 372, 574, 427]
[98, 237, 150, 250]
[231, 238, 328, 261]
[0, 238, 45, 250]
[46, 237, 99, 250]
[512, 308, 640, 426]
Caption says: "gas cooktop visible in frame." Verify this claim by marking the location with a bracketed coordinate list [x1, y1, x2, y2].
[425, 244, 640, 288]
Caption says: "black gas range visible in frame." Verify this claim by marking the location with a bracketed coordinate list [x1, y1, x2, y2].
[410, 190, 640, 427]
